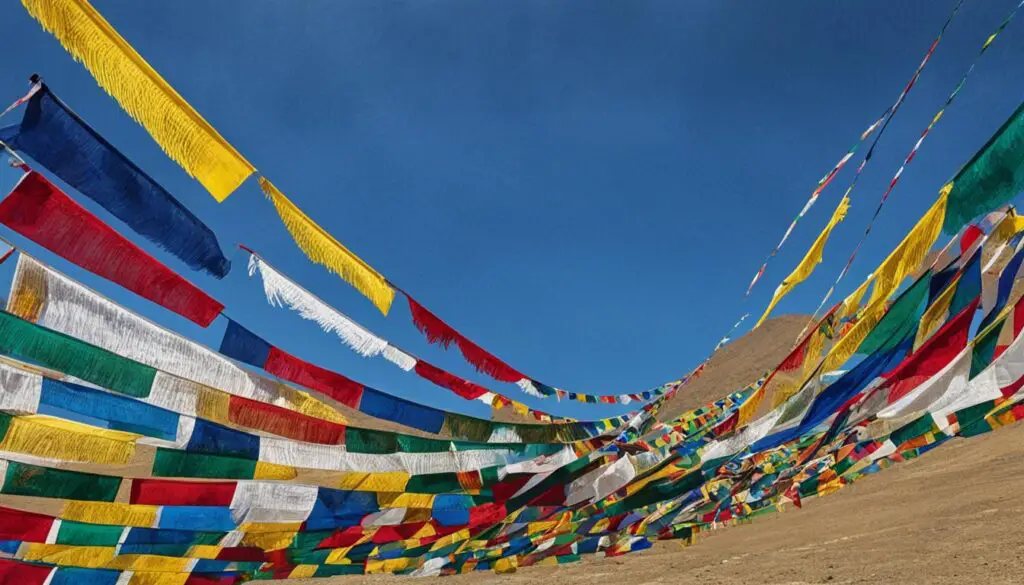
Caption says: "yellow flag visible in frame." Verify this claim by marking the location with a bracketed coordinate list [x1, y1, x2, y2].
[821, 192, 949, 372]
[736, 386, 765, 426]
[991, 208, 1024, 243]
[0, 414, 136, 465]
[261, 178, 395, 314]
[838, 277, 871, 323]
[22, 0, 255, 200]
[757, 195, 851, 327]
[914, 274, 958, 349]
[866, 188, 949, 307]
[61, 501, 158, 527]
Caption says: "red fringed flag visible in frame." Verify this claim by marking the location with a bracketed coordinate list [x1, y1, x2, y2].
[406, 294, 526, 383]
[265, 347, 364, 409]
[775, 335, 811, 375]
[130, 478, 238, 507]
[0, 558, 52, 585]
[882, 297, 977, 405]
[0, 507, 52, 542]
[0, 171, 224, 326]
[413, 360, 490, 400]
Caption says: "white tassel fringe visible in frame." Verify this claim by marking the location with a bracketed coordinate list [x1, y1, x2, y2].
[249, 256, 388, 358]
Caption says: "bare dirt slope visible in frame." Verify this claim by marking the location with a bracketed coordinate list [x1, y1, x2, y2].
[655, 314, 810, 421]
[284, 418, 1024, 585]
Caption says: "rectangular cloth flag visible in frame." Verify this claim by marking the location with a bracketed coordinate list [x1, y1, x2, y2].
[0, 172, 224, 326]
[259, 179, 395, 314]
[756, 195, 850, 327]
[21, 0, 255, 200]
[942, 100, 1024, 233]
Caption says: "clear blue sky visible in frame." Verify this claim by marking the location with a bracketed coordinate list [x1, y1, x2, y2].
[0, 0, 1021, 421]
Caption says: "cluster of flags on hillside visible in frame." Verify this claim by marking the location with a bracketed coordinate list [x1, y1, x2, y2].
[0, 0, 1021, 582]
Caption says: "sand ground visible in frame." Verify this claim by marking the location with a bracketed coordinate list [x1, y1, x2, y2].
[281, 420, 1024, 585]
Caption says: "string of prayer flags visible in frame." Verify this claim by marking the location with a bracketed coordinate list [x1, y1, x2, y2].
[219, 317, 613, 431]
[745, 0, 964, 297]
[402, 290, 680, 405]
[243, 253, 569, 421]
[245, 250, 678, 409]
[0, 361, 574, 475]
[746, 117, 885, 297]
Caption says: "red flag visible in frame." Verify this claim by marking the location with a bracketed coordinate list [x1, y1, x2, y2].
[0, 171, 223, 326]
[884, 298, 978, 404]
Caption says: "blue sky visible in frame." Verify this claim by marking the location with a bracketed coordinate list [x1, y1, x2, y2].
[0, 0, 1021, 422]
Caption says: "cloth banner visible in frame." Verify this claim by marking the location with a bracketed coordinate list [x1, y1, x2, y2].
[942, 100, 1024, 233]
[0, 171, 224, 326]
[21, 0, 255, 200]
[259, 179, 394, 314]
[756, 195, 850, 327]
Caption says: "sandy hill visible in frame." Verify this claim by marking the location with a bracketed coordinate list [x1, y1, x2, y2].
[487, 315, 809, 428]
[656, 314, 809, 422]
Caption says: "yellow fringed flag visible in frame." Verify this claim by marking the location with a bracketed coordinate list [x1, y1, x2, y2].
[22, 0, 255, 201]
[914, 274, 958, 349]
[494, 556, 519, 574]
[122, 572, 191, 585]
[0, 414, 136, 465]
[736, 386, 765, 426]
[820, 298, 887, 375]
[838, 276, 871, 323]
[21, 544, 118, 569]
[260, 178, 396, 314]
[756, 195, 851, 327]
[288, 566, 320, 580]
[866, 188, 949, 307]
[991, 208, 1024, 244]
[821, 192, 949, 372]
[61, 501, 159, 527]
[769, 326, 830, 408]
